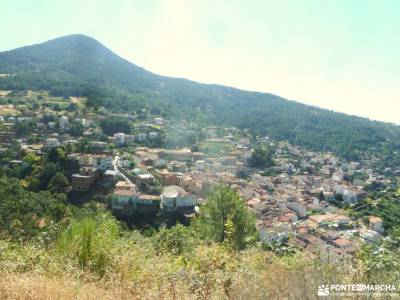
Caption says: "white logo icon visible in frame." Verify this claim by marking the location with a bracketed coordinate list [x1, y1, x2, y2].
[318, 285, 330, 296]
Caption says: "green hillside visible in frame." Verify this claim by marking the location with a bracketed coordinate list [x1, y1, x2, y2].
[1, 34, 399, 162]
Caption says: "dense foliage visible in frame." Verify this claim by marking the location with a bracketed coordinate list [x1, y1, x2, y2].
[249, 145, 275, 168]
[358, 228, 400, 283]
[197, 184, 257, 250]
[0, 177, 66, 240]
[349, 187, 400, 231]
[100, 117, 132, 135]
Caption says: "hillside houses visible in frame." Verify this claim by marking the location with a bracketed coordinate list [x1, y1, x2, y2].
[0, 89, 391, 262]
[161, 185, 197, 214]
[68, 153, 113, 171]
[112, 180, 197, 220]
[71, 167, 100, 191]
[112, 181, 160, 215]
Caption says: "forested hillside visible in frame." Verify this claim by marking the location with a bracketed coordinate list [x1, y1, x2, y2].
[1, 34, 399, 162]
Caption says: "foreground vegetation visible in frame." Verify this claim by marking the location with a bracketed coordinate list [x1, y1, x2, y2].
[0, 213, 399, 299]
[0, 179, 399, 299]
[0, 234, 348, 299]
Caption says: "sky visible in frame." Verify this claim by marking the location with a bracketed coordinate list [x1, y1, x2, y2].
[1, 0, 399, 123]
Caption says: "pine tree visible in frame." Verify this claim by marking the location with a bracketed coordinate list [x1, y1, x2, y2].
[199, 184, 257, 250]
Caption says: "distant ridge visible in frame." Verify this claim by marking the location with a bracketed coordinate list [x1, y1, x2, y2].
[0, 34, 400, 162]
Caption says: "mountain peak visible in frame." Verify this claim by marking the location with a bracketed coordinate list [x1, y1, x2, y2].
[42, 34, 105, 48]
[0, 33, 112, 62]
[54, 33, 96, 41]
[32, 34, 110, 56]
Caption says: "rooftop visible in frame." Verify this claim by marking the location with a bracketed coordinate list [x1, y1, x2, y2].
[162, 185, 188, 198]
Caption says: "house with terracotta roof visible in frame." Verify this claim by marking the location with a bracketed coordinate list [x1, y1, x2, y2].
[112, 181, 138, 212]
[369, 216, 384, 234]
[333, 237, 353, 249]
[308, 213, 351, 228]
[112, 181, 160, 215]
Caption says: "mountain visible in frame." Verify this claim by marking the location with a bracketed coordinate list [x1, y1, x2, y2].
[1, 34, 399, 163]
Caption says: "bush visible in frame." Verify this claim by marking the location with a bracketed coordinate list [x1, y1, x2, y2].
[56, 214, 120, 276]
[154, 224, 195, 256]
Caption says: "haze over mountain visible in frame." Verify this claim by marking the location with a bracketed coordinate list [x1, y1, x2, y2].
[1, 34, 400, 161]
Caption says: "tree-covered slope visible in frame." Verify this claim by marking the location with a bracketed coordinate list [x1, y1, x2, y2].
[1, 34, 399, 161]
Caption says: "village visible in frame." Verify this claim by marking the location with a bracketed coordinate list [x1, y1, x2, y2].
[0, 91, 392, 263]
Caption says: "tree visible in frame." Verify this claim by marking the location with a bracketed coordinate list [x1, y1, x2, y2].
[358, 227, 400, 282]
[140, 177, 162, 195]
[0, 178, 66, 240]
[249, 145, 275, 168]
[38, 162, 58, 189]
[198, 184, 257, 250]
[48, 172, 69, 192]
[47, 147, 66, 165]
[67, 102, 78, 112]
[68, 121, 84, 137]
[100, 117, 132, 135]
[237, 169, 249, 180]
[23, 152, 39, 165]
[335, 194, 343, 202]
[85, 94, 104, 110]
[154, 224, 194, 255]
[14, 120, 34, 137]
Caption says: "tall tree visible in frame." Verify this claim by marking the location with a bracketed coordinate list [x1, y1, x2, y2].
[198, 184, 256, 250]
[249, 145, 275, 168]
[48, 172, 69, 193]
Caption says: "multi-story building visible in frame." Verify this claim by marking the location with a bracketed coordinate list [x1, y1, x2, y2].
[68, 153, 113, 172]
[112, 181, 160, 214]
[113, 133, 126, 146]
[44, 138, 60, 149]
[71, 167, 99, 191]
[161, 185, 196, 213]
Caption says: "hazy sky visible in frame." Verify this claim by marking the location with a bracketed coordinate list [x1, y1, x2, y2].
[1, 0, 399, 123]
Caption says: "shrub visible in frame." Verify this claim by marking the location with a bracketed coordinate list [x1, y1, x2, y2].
[56, 214, 120, 276]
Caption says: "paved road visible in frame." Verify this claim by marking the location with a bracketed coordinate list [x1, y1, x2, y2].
[113, 155, 133, 184]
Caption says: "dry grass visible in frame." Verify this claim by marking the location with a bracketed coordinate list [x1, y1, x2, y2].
[0, 273, 114, 300]
[0, 216, 386, 300]
[0, 249, 358, 300]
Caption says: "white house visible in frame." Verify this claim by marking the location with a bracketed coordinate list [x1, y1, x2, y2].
[112, 181, 138, 210]
[45, 138, 60, 148]
[332, 169, 344, 182]
[342, 188, 366, 203]
[153, 117, 164, 125]
[161, 185, 196, 212]
[113, 133, 126, 146]
[195, 160, 206, 171]
[94, 154, 113, 171]
[259, 225, 290, 244]
[72, 153, 113, 171]
[148, 132, 159, 140]
[59, 116, 69, 129]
